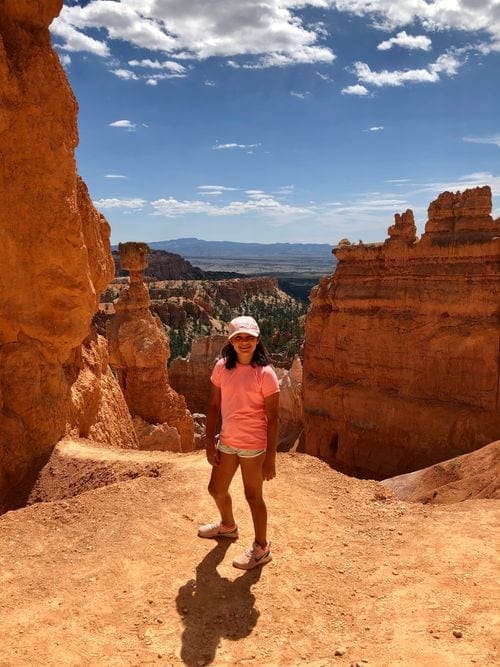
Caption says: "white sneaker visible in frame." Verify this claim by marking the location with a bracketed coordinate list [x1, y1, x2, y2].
[232, 541, 272, 569]
[197, 522, 238, 539]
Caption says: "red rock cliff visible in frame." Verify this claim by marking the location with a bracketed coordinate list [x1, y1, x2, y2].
[303, 186, 500, 478]
[0, 1, 136, 510]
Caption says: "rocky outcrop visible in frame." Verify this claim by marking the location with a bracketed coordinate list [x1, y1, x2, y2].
[0, 1, 137, 511]
[113, 249, 206, 281]
[275, 357, 304, 450]
[107, 243, 195, 451]
[170, 335, 227, 414]
[216, 278, 278, 306]
[382, 440, 500, 504]
[303, 186, 500, 478]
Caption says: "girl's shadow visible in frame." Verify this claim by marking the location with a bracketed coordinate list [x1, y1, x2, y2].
[176, 540, 262, 666]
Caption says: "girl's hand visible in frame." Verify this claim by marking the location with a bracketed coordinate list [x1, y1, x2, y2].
[263, 457, 276, 481]
[206, 446, 220, 467]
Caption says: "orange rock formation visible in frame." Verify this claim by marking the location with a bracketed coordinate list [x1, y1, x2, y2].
[107, 243, 195, 452]
[382, 440, 499, 503]
[303, 186, 500, 478]
[275, 357, 304, 449]
[0, 1, 136, 511]
[169, 334, 227, 414]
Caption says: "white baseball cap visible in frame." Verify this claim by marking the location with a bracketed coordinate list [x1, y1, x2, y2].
[228, 315, 260, 339]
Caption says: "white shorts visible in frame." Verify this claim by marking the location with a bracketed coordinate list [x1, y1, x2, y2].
[216, 441, 266, 458]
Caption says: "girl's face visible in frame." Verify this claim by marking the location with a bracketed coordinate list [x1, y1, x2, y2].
[230, 333, 259, 362]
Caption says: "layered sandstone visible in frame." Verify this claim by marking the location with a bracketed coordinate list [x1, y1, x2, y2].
[275, 357, 304, 450]
[169, 335, 227, 413]
[107, 243, 195, 451]
[382, 440, 499, 504]
[303, 186, 500, 478]
[216, 277, 278, 306]
[0, 1, 137, 510]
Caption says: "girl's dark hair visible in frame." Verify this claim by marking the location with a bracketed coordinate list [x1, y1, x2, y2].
[222, 339, 271, 369]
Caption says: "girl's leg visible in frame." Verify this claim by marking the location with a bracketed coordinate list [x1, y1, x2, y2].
[239, 452, 267, 546]
[208, 452, 240, 526]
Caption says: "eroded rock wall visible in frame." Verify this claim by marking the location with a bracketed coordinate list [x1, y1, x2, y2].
[0, 1, 136, 510]
[303, 186, 500, 478]
[275, 357, 304, 450]
[170, 335, 227, 414]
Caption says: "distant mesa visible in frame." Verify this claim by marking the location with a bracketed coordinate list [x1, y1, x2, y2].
[147, 237, 336, 259]
[144, 238, 337, 276]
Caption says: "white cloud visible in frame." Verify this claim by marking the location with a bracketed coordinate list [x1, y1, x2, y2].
[151, 195, 312, 218]
[273, 185, 295, 196]
[50, 1, 500, 80]
[109, 119, 136, 130]
[198, 185, 238, 191]
[204, 80, 216, 87]
[111, 68, 139, 81]
[366, 126, 384, 132]
[212, 142, 261, 150]
[234, 46, 335, 69]
[51, 1, 336, 68]
[59, 53, 71, 68]
[245, 190, 268, 199]
[341, 84, 369, 96]
[414, 171, 500, 197]
[50, 18, 109, 57]
[105, 174, 127, 179]
[316, 71, 333, 81]
[377, 31, 432, 51]
[197, 185, 239, 196]
[94, 197, 146, 209]
[128, 59, 187, 74]
[463, 134, 500, 148]
[329, 0, 500, 45]
[353, 52, 461, 88]
[290, 91, 310, 99]
[110, 60, 187, 86]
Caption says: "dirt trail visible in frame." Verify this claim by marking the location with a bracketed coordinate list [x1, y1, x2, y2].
[0, 444, 498, 666]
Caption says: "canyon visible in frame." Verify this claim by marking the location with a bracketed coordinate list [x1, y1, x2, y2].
[0, 3, 498, 664]
[303, 187, 500, 478]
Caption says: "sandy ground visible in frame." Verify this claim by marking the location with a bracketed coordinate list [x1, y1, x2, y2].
[0, 443, 498, 666]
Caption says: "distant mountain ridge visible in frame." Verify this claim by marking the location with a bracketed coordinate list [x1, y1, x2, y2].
[148, 237, 334, 260]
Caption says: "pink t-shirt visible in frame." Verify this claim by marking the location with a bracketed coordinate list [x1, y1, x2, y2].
[210, 358, 280, 449]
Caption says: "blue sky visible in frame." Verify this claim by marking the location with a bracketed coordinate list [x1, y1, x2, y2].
[52, 1, 500, 244]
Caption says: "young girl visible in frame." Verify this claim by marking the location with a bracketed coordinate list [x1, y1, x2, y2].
[198, 315, 280, 570]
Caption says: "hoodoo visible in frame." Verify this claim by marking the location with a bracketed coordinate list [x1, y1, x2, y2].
[107, 243, 195, 452]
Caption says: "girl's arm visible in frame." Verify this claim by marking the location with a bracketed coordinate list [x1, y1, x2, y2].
[263, 392, 280, 480]
[205, 382, 222, 466]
